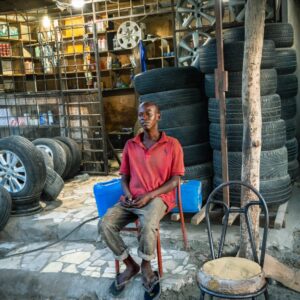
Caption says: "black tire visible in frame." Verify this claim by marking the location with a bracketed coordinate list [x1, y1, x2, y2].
[205, 69, 277, 98]
[199, 40, 275, 73]
[164, 124, 209, 147]
[134, 67, 202, 95]
[209, 120, 286, 151]
[288, 159, 299, 181]
[38, 149, 54, 169]
[286, 138, 298, 162]
[264, 23, 294, 48]
[183, 143, 212, 166]
[0, 136, 46, 198]
[54, 137, 81, 179]
[41, 167, 64, 202]
[213, 175, 292, 205]
[224, 23, 294, 48]
[33, 138, 67, 177]
[208, 94, 281, 124]
[183, 162, 213, 180]
[275, 49, 297, 75]
[281, 97, 297, 120]
[213, 147, 288, 180]
[139, 88, 204, 110]
[159, 103, 208, 129]
[285, 118, 296, 140]
[11, 193, 42, 216]
[0, 186, 11, 231]
[277, 74, 298, 98]
[54, 139, 72, 180]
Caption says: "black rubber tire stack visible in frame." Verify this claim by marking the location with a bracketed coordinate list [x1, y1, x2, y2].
[0, 136, 47, 215]
[223, 23, 298, 181]
[199, 33, 292, 206]
[134, 67, 213, 200]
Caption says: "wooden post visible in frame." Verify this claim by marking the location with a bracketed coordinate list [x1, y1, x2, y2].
[214, 0, 229, 206]
[240, 0, 267, 257]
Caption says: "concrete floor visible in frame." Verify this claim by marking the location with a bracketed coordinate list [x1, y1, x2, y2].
[0, 174, 299, 299]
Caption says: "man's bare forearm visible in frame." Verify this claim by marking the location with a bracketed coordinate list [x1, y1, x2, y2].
[121, 174, 132, 198]
[147, 175, 180, 200]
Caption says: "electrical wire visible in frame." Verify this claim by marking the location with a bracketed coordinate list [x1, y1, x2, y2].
[0, 216, 99, 260]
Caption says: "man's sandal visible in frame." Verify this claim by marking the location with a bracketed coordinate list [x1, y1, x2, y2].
[109, 273, 137, 296]
[143, 271, 161, 300]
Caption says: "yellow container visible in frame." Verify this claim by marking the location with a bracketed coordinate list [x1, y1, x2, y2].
[63, 16, 84, 38]
[66, 44, 83, 54]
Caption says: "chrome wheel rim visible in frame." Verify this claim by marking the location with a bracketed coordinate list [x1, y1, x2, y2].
[176, 0, 216, 29]
[0, 150, 27, 193]
[229, 0, 281, 22]
[178, 31, 211, 67]
[35, 145, 53, 159]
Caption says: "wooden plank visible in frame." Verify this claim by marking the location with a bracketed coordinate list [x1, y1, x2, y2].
[171, 213, 180, 221]
[191, 203, 215, 225]
[225, 206, 240, 226]
[274, 202, 288, 230]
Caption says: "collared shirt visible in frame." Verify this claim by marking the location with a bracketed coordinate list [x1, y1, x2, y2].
[120, 132, 184, 211]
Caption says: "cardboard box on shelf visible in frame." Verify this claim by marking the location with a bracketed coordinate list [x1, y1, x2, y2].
[20, 24, 31, 41]
[66, 44, 83, 54]
[1, 60, 13, 75]
[63, 16, 84, 38]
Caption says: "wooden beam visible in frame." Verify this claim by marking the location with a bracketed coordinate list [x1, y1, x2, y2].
[274, 202, 288, 230]
[191, 203, 215, 225]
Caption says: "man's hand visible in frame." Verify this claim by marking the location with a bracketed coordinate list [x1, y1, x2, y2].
[120, 194, 133, 207]
[131, 194, 153, 208]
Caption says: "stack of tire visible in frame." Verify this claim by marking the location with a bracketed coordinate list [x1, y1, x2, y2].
[271, 24, 299, 181]
[134, 67, 213, 200]
[0, 135, 81, 217]
[0, 136, 47, 216]
[199, 29, 292, 206]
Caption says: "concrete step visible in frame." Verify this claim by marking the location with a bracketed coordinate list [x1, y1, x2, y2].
[0, 241, 197, 300]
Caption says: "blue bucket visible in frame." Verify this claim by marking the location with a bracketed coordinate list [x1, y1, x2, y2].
[172, 180, 202, 213]
[93, 178, 123, 217]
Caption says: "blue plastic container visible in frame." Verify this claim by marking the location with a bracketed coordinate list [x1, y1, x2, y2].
[93, 178, 123, 217]
[172, 180, 202, 213]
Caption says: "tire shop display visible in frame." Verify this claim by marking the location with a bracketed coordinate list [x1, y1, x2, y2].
[135, 67, 213, 203]
[0, 136, 46, 215]
[199, 24, 293, 205]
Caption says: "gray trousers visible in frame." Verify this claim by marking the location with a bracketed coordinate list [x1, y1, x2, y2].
[99, 197, 167, 261]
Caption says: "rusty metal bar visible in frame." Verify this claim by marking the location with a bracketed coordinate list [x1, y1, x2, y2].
[214, 0, 229, 206]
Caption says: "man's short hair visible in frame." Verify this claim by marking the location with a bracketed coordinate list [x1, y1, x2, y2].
[139, 101, 160, 113]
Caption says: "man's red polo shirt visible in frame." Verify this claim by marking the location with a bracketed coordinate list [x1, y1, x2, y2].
[120, 132, 184, 211]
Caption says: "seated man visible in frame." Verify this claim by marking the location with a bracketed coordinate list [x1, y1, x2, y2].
[99, 101, 184, 299]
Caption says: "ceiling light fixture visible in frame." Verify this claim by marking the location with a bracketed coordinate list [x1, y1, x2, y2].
[72, 0, 85, 9]
[42, 16, 51, 28]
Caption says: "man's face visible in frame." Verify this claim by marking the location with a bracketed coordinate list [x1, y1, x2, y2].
[138, 104, 160, 131]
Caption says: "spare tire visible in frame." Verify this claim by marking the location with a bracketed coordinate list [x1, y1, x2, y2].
[54, 139, 72, 179]
[214, 175, 292, 205]
[213, 148, 288, 180]
[205, 69, 277, 98]
[277, 74, 298, 98]
[41, 167, 64, 202]
[139, 88, 203, 110]
[281, 97, 297, 120]
[159, 103, 208, 129]
[54, 137, 81, 179]
[286, 138, 298, 162]
[208, 94, 281, 124]
[134, 67, 202, 95]
[0, 136, 46, 198]
[223, 23, 294, 48]
[164, 124, 209, 146]
[275, 49, 297, 75]
[209, 120, 286, 151]
[0, 186, 11, 231]
[33, 138, 66, 177]
[183, 143, 212, 166]
[285, 118, 296, 140]
[199, 40, 275, 73]
[183, 162, 213, 180]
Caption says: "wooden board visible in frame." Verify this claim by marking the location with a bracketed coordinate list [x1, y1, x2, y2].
[274, 202, 288, 230]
